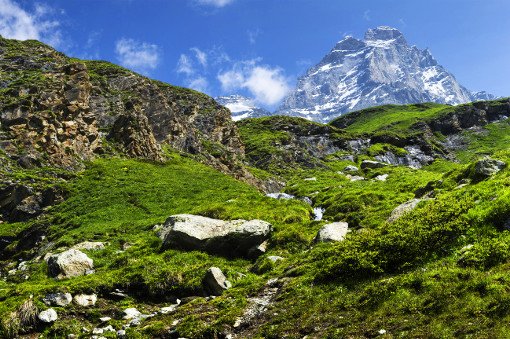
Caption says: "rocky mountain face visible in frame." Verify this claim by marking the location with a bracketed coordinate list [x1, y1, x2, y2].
[215, 95, 270, 121]
[0, 37, 273, 222]
[277, 26, 494, 122]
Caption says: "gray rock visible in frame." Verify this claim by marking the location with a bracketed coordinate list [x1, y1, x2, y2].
[43, 292, 72, 306]
[159, 214, 272, 257]
[375, 174, 389, 181]
[73, 294, 97, 307]
[266, 193, 295, 200]
[72, 241, 105, 251]
[38, 308, 58, 323]
[47, 249, 94, 279]
[360, 160, 387, 169]
[471, 158, 506, 180]
[387, 199, 422, 223]
[203, 267, 232, 296]
[123, 308, 141, 320]
[314, 222, 349, 243]
[346, 174, 365, 182]
[343, 165, 359, 172]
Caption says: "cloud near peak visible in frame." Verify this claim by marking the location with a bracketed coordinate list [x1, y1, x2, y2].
[218, 60, 291, 106]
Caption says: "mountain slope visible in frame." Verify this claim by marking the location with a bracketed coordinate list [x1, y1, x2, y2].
[277, 26, 493, 122]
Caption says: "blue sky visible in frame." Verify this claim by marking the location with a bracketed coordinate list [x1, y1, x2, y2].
[2, 0, 510, 109]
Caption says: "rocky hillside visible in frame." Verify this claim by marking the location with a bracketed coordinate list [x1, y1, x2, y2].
[240, 99, 510, 172]
[0, 37, 278, 223]
[277, 26, 494, 122]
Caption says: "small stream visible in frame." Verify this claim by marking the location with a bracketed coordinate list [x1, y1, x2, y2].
[266, 192, 324, 221]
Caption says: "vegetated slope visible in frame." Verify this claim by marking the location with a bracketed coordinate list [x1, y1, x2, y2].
[4, 35, 510, 338]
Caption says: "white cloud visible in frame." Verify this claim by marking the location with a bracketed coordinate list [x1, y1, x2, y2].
[191, 47, 207, 67]
[0, 0, 62, 47]
[248, 28, 261, 45]
[196, 0, 235, 8]
[115, 38, 161, 74]
[218, 60, 290, 106]
[363, 10, 371, 21]
[177, 54, 195, 75]
[188, 77, 209, 93]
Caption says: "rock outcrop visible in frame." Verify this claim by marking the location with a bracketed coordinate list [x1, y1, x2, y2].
[159, 214, 272, 257]
[47, 249, 94, 279]
[314, 222, 349, 243]
[203, 267, 232, 296]
[387, 199, 423, 223]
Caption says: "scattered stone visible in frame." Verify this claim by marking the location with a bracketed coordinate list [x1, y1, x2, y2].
[99, 317, 111, 323]
[92, 328, 104, 335]
[47, 249, 94, 279]
[387, 199, 422, 223]
[110, 289, 128, 300]
[346, 174, 365, 182]
[72, 241, 105, 251]
[123, 308, 141, 320]
[159, 214, 272, 257]
[102, 325, 115, 332]
[267, 256, 284, 263]
[160, 300, 181, 314]
[43, 292, 72, 306]
[117, 330, 126, 337]
[73, 294, 97, 307]
[375, 174, 389, 181]
[314, 222, 349, 243]
[304, 177, 317, 181]
[203, 267, 232, 296]
[343, 165, 359, 172]
[313, 207, 324, 221]
[265, 193, 295, 200]
[38, 308, 58, 323]
[300, 197, 313, 205]
[471, 158, 506, 181]
[360, 160, 387, 169]
[378, 329, 387, 335]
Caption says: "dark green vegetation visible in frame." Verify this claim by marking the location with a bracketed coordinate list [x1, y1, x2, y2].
[4, 35, 510, 338]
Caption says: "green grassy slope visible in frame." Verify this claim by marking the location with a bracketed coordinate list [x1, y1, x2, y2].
[4, 99, 510, 337]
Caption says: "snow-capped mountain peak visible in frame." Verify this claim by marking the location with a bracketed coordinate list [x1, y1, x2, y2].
[277, 26, 493, 123]
[215, 95, 270, 121]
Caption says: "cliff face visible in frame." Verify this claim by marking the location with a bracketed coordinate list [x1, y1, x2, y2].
[0, 37, 244, 175]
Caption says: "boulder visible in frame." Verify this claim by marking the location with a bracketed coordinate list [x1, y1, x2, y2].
[159, 214, 272, 257]
[203, 267, 232, 296]
[314, 222, 349, 243]
[73, 294, 97, 307]
[360, 160, 387, 169]
[43, 292, 72, 306]
[72, 241, 105, 251]
[387, 199, 422, 223]
[38, 308, 58, 323]
[343, 165, 359, 172]
[47, 249, 94, 279]
[471, 158, 506, 181]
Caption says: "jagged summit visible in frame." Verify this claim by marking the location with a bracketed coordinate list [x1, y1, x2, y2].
[276, 26, 494, 122]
